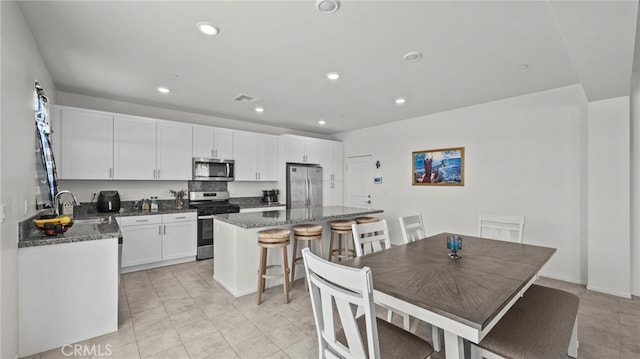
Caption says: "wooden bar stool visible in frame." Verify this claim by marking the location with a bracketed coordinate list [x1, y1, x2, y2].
[290, 224, 324, 291]
[257, 228, 291, 305]
[329, 219, 356, 262]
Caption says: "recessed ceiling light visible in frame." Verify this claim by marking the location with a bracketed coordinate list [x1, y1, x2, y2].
[519, 64, 529, 70]
[196, 22, 219, 36]
[157, 87, 171, 94]
[316, 0, 340, 13]
[318, 120, 326, 125]
[326, 72, 341, 80]
[403, 51, 423, 62]
[255, 107, 265, 113]
[395, 98, 406, 105]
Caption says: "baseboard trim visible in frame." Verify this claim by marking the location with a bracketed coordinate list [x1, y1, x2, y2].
[586, 284, 632, 299]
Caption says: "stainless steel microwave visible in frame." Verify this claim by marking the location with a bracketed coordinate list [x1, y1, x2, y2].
[192, 158, 234, 181]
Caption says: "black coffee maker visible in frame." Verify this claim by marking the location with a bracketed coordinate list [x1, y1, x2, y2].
[261, 189, 279, 204]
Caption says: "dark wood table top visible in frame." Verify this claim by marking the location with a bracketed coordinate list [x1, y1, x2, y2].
[341, 232, 556, 330]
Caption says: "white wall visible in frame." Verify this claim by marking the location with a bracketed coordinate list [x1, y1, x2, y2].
[336, 85, 589, 285]
[1, 2, 56, 358]
[632, 72, 640, 296]
[587, 96, 631, 298]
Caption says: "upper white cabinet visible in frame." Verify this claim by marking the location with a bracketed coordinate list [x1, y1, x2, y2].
[281, 134, 320, 164]
[193, 125, 234, 159]
[318, 140, 343, 182]
[156, 120, 192, 180]
[55, 107, 114, 180]
[233, 131, 278, 181]
[114, 115, 192, 180]
[113, 115, 156, 180]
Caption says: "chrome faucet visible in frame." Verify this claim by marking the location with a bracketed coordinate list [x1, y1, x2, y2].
[53, 190, 78, 216]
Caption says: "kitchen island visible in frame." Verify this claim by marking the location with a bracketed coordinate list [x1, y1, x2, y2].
[213, 206, 383, 297]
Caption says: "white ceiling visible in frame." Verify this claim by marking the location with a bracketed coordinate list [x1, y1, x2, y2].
[18, 1, 638, 135]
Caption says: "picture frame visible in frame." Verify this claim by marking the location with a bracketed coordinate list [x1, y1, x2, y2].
[412, 147, 464, 186]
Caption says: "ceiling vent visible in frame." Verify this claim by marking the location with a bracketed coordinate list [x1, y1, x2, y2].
[233, 94, 261, 103]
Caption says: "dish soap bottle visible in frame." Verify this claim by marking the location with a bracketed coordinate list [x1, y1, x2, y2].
[150, 197, 159, 212]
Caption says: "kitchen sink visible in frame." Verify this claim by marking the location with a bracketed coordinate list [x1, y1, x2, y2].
[74, 217, 112, 225]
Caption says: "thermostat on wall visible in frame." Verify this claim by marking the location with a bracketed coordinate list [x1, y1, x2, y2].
[374, 177, 382, 184]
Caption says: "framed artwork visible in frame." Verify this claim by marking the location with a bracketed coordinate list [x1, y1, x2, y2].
[412, 147, 464, 186]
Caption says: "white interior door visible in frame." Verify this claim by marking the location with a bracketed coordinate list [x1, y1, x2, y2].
[346, 155, 373, 208]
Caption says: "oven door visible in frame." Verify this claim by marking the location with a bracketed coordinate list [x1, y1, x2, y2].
[197, 215, 214, 260]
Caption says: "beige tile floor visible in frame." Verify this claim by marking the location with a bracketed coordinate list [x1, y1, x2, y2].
[26, 259, 640, 359]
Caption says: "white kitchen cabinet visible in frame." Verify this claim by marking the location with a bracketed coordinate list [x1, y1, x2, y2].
[281, 134, 320, 164]
[156, 120, 192, 180]
[119, 212, 197, 272]
[119, 215, 163, 267]
[56, 107, 114, 179]
[233, 131, 278, 181]
[113, 115, 156, 180]
[323, 181, 343, 206]
[193, 125, 234, 159]
[318, 140, 343, 182]
[214, 128, 234, 159]
[162, 213, 197, 260]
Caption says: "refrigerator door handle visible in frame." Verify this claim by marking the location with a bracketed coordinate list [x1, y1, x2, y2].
[305, 176, 310, 207]
[308, 176, 313, 207]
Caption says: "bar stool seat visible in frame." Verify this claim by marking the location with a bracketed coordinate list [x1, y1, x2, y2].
[329, 220, 356, 262]
[355, 216, 380, 224]
[291, 224, 324, 290]
[257, 228, 291, 305]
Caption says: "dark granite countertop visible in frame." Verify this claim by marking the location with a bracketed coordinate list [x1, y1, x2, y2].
[229, 196, 284, 209]
[213, 206, 383, 229]
[19, 215, 122, 248]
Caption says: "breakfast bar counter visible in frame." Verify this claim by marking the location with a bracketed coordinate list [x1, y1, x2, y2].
[213, 206, 383, 297]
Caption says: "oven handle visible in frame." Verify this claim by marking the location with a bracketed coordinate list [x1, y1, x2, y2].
[198, 215, 216, 220]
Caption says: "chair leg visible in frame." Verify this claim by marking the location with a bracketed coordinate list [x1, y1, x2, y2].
[568, 318, 578, 358]
[303, 241, 310, 292]
[290, 237, 298, 288]
[257, 247, 267, 305]
[281, 246, 290, 304]
[469, 343, 481, 359]
[328, 232, 335, 262]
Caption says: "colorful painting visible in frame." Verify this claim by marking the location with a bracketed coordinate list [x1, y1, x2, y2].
[412, 147, 464, 186]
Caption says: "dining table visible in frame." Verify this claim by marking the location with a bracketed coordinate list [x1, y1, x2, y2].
[340, 232, 556, 359]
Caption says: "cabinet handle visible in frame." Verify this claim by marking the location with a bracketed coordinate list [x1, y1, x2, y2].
[258, 172, 261, 180]
[164, 225, 166, 235]
[159, 225, 162, 235]
[153, 169, 156, 179]
[135, 219, 149, 223]
[109, 168, 113, 179]
[174, 216, 187, 219]
[214, 149, 218, 158]
[157, 169, 161, 179]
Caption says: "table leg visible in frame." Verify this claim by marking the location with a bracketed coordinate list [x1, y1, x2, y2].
[443, 329, 464, 359]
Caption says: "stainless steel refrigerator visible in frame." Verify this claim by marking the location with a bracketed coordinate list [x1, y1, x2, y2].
[286, 164, 323, 208]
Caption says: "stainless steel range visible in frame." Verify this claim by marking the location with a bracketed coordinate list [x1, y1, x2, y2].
[189, 191, 240, 260]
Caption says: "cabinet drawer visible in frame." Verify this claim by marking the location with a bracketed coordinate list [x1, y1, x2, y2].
[118, 215, 162, 226]
[162, 212, 197, 223]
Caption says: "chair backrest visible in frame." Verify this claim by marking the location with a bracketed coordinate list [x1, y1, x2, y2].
[351, 219, 392, 257]
[398, 214, 425, 243]
[479, 213, 525, 243]
[302, 248, 380, 359]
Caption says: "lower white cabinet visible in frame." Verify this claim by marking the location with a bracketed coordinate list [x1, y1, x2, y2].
[239, 206, 286, 213]
[118, 212, 197, 271]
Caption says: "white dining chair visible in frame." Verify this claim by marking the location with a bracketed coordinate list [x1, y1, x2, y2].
[478, 213, 525, 243]
[399, 214, 426, 243]
[302, 248, 433, 359]
[398, 214, 443, 352]
[351, 219, 392, 256]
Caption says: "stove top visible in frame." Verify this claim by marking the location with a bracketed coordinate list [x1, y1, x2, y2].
[189, 191, 239, 215]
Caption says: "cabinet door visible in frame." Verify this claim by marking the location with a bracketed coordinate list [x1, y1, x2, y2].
[121, 224, 162, 267]
[331, 141, 343, 182]
[284, 136, 306, 163]
[304, 139, 321, 164]
[162, 220, 197, 260]
[157, 120, 192, 180]
[114, 115, 156, 179]
[193, 125, 214, 158]
[213, 128, 234, 159]
[332, 181, 343, 206]
[233, 131, 258, 180]
[318, 140, 333, 182]
[257, 134, 278, 181]
[58, 108, 113, 179]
